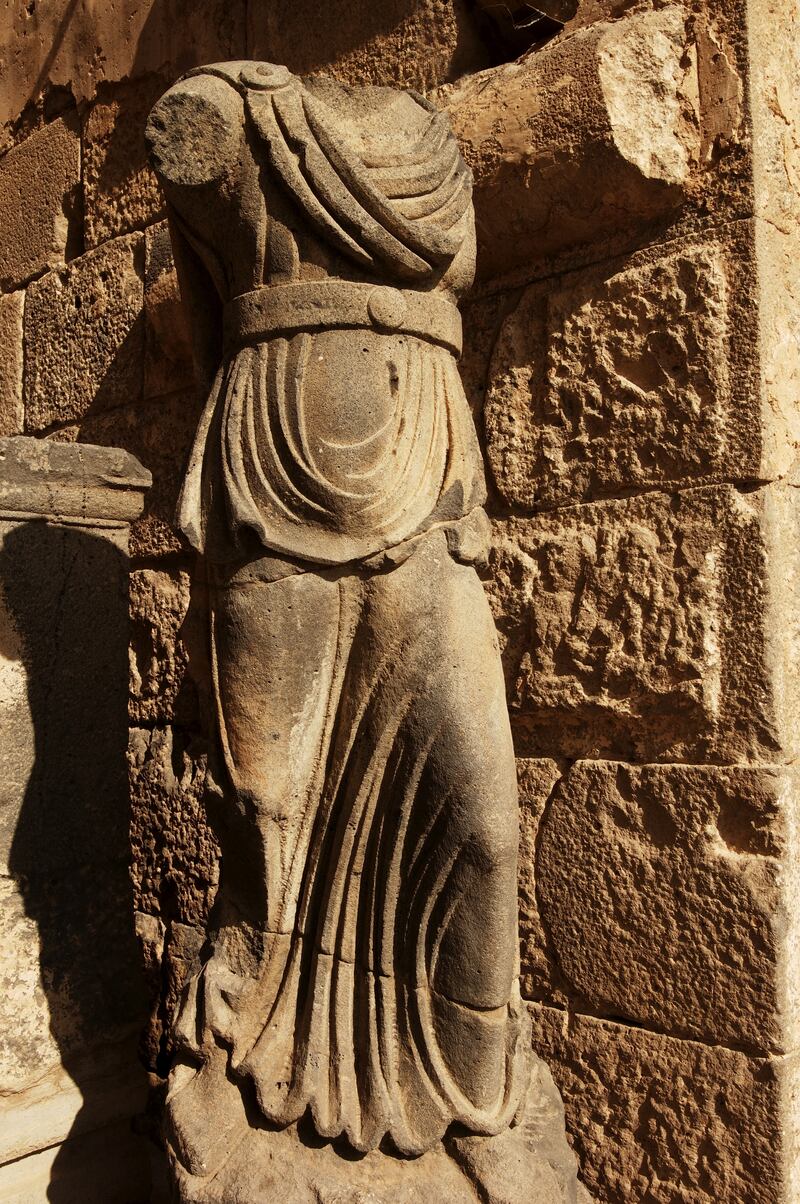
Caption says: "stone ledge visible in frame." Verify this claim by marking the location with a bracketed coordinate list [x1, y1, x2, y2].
[0, 436, 150, 525]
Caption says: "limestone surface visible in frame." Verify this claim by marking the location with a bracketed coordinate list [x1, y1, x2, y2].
[445, 5, 701, 281]
[83, 76, 167, 248]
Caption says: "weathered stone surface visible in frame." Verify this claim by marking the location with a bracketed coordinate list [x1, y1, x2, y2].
[24, 234, 145, 430]
[247, 0, 490, 92]
[145, 220, 194, 399]
[83, 76, 167, 248]
[445, 6, 703, 281]
[129, 726, 218, 927]
[0, 115, 80, 289]
[129, 566, 193, 726]
[487, 483, 800, 762]
[485, 226, 767, 509]
[517, 757, 566, 1004]
[532, 1004, 800, 1204]
[0, 291, 24, 437]
[537, 761, 800, 1052]
[0, 0, 247, 141]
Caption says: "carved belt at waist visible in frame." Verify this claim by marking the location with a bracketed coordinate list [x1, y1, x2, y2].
[223, 281, 463, 357]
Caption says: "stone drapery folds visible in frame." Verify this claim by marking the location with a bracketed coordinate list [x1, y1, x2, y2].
[146, 61, 582, 1202]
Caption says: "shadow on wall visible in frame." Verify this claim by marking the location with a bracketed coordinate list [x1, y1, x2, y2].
[1, 521, 151, 1202]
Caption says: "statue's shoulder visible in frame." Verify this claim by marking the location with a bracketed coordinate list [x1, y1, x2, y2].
[145, 66, 253, 188]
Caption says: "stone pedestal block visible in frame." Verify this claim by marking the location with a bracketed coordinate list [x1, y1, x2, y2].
[0, 437, 152, 1201]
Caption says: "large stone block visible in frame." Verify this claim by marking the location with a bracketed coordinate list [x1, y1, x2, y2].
[129, 566, 193, 725]
[485, 225, 769, 509]
[531, 1004, 799, 1204]
[24, 235, 145, 430]
[144, 220, 194, 399]
[129, 726, 218, 928]
[83, 76, 167, 248]
[536, 761, 800, 1052]
[0, 116, 81, 289]
[0, 291, 24, 437]
[486, 483, 800, 762]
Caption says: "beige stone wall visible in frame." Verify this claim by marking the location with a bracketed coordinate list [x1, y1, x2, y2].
[1, 2, 798, 1200]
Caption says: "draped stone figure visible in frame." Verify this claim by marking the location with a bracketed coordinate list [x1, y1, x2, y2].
[146, 63, 582, 1203]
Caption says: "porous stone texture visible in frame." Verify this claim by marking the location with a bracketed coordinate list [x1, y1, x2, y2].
[72, 389, 203, 558]
[1, 0, 799, 1199]
[129, 566, 192, 725]
[487, 483, 800, 763]
[128, 726, 217, 927]
[24, 234, 145, 430]
[0, 291, 24, 437]
[0, 115, 81, 289]
[83, 76, 167, 248]
[517, 757, 566, 1003]
[537, 762, 800, 1052]
[532, 1004, 800, 1204]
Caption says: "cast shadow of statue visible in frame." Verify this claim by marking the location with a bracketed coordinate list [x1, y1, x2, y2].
[1, 521, 151, 1202]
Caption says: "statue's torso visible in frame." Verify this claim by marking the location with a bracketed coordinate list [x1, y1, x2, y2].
[147, 64, 485, 564]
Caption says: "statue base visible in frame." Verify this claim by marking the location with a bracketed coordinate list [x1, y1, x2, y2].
[166, 1050, 587, 1204]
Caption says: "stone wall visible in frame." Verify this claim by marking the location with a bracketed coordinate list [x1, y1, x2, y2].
[1, 2, 798, 1201]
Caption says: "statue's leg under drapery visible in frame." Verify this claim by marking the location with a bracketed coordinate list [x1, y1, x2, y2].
[164, 529, 570, 1200]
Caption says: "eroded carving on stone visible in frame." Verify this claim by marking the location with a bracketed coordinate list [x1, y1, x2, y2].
[146, 62, 581, 1202]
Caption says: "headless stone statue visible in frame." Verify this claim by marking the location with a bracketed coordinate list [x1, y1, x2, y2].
[146, 63, 582, 1203]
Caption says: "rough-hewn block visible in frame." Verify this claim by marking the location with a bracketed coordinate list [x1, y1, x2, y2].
[531, 1004, 799, 1204]
[83, 77, 167, 248]
[144, 220, 193, 399]
[485, 226, 766, 509]
[0, 292, 24, 437]
[537, 761, 800, 1052]
[129, 726, 218, 928]
[24, 235, 145, 430]
[0, 117, 81, 289]
[487, 483, 800, 762]
[129, 566, 192, 726]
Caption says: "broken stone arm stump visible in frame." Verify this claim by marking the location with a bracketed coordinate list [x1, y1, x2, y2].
[0, 437, 152, 1202]
[146, 60, 583, 1203]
